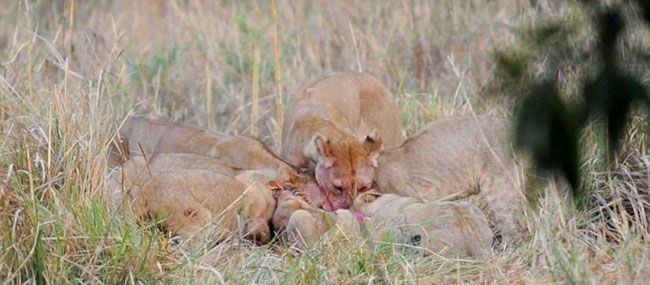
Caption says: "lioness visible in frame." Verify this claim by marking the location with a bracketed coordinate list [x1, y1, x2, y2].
[272, 190, 491, 257]
[272, 189, 361, 250]
[107, 153, 290, 210]
[281, 72, 406, 210]
[109, 115, 297, 180]
[133, 169, 276, 244]
[374, 116, 526, 243]
[108, 153, 232, 207]
[363, 194, 493, 258]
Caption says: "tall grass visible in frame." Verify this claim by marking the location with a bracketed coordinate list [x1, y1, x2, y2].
[1, 0, 648, 283]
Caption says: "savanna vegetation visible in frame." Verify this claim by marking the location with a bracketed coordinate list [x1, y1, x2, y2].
[1, 0, 648, 283]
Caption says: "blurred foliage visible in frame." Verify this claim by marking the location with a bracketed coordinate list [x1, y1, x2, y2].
[495, 0, 650, 207]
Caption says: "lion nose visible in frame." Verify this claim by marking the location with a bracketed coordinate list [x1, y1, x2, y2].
[344, 180, 357, 194]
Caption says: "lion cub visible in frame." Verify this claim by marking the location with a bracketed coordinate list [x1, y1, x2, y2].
[108, 153, 285, 244]
[272, 190, 491, 257]
[272, 189, 360, 250]
[362, 193, 493, 258]
[107, 153, 236, 207]
[133, 169, 276, 244]
[109, 115, 297, 180]
[374, 116, 526, 243]
[281, 72, 405, 210]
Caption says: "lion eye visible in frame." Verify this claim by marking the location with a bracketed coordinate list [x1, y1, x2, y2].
[333, 185, 344, 194]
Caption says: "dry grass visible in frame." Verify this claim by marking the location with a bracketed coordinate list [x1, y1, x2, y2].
[1, 0, 648, 284]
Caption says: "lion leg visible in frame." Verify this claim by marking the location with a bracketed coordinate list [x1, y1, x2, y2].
[479, 169, 526, 246]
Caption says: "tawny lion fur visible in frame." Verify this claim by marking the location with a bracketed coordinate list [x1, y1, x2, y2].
[109, 115, 297, 180]
[362, 193, 493, 258]
[272, 190, 360, 250]
[107, 152, 283, 244]
[133, 169, 276, 244]
[281, 72, 406, 210]
[273, 190, 492, 257]
[374, 116, 527, 243]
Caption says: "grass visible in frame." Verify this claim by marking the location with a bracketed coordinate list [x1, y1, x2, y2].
[1, 0, 649, 284]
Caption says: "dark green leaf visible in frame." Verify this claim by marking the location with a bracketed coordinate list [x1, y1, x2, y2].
[495, 50, 528, 81]
[611, 76, 648, 149]
[633, 0, 650, 25]
[515, 80, 581, 192]
[583, 70, 647, 153]
[596, 9, 625, 64]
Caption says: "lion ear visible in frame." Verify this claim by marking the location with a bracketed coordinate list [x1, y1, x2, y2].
[364, 130, 382, 152]
[364, 130, 382, 166]
[303, 133, 332, 162]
